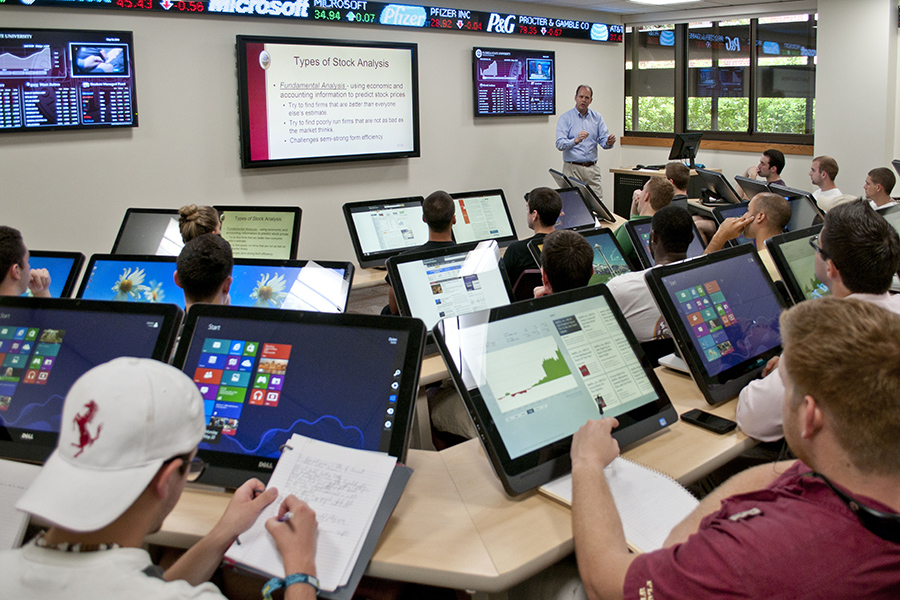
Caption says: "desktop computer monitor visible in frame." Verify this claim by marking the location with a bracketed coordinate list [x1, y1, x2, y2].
[229, 259, 354, 313]
[0, 296, 182, 464]
[765, 225, 829, 305]
[566, 176, 616, 223]
[111, 208, 183, 256]
[527, 225, 631, 286]
[625, 217, 707, 270]
[555, 187, 596, 230]
[448, 189, 518, 247]
[712, 202, 753, 248]
[78, 255, 181, 307]
[171, 305, 426, 487]
[548, 168, 572, 189]
[645, 244, 787, 405]
[733, 176, 770, 199]
[696, 169, 742, 204]
[386, 241, 513, 331]
[432, 283, 677, 495]
[342, 197, 428, 269]
[26, 251, 85, 298]
[214, 206, 301, 260]
[668, 133, 702, 168]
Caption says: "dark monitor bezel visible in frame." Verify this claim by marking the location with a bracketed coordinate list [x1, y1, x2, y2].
[555, 187, 597, 230]
[733, 176, 770, 199]
[0, 296, 182, 464]
[625, 217, 708, 270]
[386, 241, 514, 330]
[342, 196, 427, 269]
[645, 244, 787, 405]
[432, 283, 677, 496]
[892, 160, 900, 180]
[213, 205, 302, 260]
[171, 304, 425, 488]
[27, 251, 86, 298]
[765, 224, 827, 305]
[668, 133, 702, 167]
[768, 183, 820, 206]
[526, 225, 630, 283]
[566, 176, 617, 223]
[448, 189, 519, 247]
[110, 208, 181, 256]
[696, 168, 743, 204]
[228, 258, 355, 313]
[548, 168, 572, 189]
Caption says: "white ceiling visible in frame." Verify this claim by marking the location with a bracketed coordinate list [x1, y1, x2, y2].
[504, 0, 803, 16]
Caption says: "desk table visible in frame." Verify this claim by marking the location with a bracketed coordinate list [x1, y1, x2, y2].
[151, 366, 753, 593]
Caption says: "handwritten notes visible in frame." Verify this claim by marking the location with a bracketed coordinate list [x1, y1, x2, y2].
[225, 434, 397, 592]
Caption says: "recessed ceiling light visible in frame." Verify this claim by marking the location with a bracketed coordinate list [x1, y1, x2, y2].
[629, 0, 701, 5]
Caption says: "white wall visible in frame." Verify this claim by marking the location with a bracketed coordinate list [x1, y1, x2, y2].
[2, 3, 623, 262]
[811, 0, 897, 195]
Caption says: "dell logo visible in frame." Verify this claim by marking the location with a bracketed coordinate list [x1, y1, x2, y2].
[20, 432, 33, 440]
[258, 461, 274, 470]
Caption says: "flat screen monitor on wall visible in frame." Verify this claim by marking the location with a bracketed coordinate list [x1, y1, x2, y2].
[473, 47, 555, 117]
[0, 28, 138, 134]
[237, 35, 420, 168]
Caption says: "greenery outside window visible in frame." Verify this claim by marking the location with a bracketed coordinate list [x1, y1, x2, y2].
[625, 13, 816, 143]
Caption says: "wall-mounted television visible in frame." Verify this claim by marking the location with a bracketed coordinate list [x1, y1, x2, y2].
[237, 35, 420, 168]
[473, 47, 555, 117]
[0, 28, 138, 133]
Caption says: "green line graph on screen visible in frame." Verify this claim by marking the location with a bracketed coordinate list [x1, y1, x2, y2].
[487, 336, 578, 413]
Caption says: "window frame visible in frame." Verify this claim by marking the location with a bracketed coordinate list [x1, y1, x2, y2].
[625, 16, 815, 146]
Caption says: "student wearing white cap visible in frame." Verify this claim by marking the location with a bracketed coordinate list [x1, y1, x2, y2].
[0, 357, 318, 600]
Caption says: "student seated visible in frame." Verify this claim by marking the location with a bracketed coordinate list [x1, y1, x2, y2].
[614, 178, 675, 264]
[607, 205, 693, 343]
[501, 186, 561, 288]
[809, 155, 849, 211]
[0, 226, 51, 297]
[179, 205, 221, 244]
[571, 297, 900, 599]
[174, 233, 233, 312]
[741, 149, 787, 195]
[703, 192, 791, 280]
[737, 200, 900, 441]
[1, 357, 318, 600]
[864, 167, 897, 209]
[387, 190, 457, 315]
[664, 162, 690, 209]
[533, 229, 593, 297]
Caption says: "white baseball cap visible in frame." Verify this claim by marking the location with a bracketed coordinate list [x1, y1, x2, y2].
[18, 357, 206, 532]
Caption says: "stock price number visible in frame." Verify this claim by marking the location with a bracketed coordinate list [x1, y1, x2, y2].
[429, 18, 454, 29]
[174, 1, 205, 11]
[314, 9, 343, 20]
[346, 11, 376, 23]
[116, 0, 152, 9]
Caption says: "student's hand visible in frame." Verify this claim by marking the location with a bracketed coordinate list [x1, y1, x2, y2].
[712, 214, 753, 243]
[744, 166, 759, 179]
[606, 133, 617, 147]
[630, 189, 642, 214]
[28, 268, 51, 298]
[761, 355, 780, 378]
[571, 417, 620, 471]
[266, 495, 318, 576]
[533, 285, 550, 298]
[213, 478, 277, 543]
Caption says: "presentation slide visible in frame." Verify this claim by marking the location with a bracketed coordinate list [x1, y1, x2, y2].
[239, 37, 419, 167]
[219, 211, 296, 260]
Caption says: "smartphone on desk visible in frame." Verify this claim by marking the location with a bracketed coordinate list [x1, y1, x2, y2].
[681, 409, 737, 434]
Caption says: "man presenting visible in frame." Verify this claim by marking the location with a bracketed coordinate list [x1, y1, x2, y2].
[556, 85, 617, 198]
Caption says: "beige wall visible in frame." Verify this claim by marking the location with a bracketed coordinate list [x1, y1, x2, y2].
[2, 2, 623, 261]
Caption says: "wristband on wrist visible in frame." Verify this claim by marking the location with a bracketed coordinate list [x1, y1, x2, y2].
[262, 573, 319, 599]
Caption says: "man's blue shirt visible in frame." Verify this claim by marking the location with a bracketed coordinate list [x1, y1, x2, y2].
[556, 107, 611, 163]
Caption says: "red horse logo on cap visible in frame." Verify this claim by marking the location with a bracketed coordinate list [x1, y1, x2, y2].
[72, 400, 103, 458]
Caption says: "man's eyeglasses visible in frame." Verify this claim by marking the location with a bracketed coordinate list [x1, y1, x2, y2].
[167, 453, 207, 483]
[809, 235, 830, 260]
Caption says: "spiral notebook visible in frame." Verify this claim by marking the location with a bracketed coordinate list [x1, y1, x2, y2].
[539, 457, 698, 553]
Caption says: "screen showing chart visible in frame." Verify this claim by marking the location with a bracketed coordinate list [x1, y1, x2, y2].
[456, 295, 657, 459]
[0, 28, 138, 133]
[473, 47, 555, 116]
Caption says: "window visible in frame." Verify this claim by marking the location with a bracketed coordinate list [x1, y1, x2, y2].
[625, 13, 816, 142]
